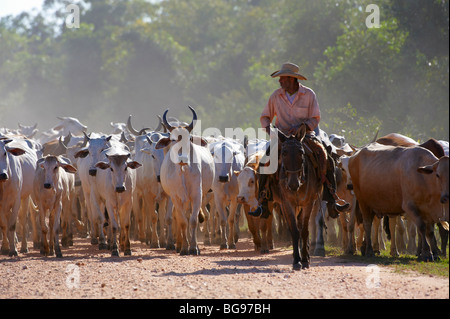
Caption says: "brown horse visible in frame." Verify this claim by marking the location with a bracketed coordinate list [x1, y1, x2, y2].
[270, 125, 324, 270]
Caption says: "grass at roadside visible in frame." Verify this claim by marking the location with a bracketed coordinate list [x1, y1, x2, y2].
[324, 244, 449, 278]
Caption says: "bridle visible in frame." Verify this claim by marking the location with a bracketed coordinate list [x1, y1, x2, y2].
[280, 138, 306, 180]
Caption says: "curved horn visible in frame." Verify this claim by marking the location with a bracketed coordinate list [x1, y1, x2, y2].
[127, 115, 141, 136]
[83, 131, 90, 142]
[157, 115, 167, 133]
[58, 136, 68, 150]
[186, 105, 197, 133]
[138, 127, 152, 135]
[155, 116, 163, 132]
[162, 109, 175, 132]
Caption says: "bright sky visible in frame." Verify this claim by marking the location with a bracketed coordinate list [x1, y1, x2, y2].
[0, 0, 45, 17]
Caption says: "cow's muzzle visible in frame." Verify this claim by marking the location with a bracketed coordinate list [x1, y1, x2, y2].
[157, 175, 161, 183]
[441, 194, 449, 204]
[89, 169, 97, 176]
[219, 175, 229, 183]
[116, 186, 126, 193]
[237, 196, 246, 204]
[0, 173, 8, 181]
[44, 183, 52, 189]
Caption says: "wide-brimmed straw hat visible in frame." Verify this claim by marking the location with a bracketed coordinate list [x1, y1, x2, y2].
[270, 62, 307, 80]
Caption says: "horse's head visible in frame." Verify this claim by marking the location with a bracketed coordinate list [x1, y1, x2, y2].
[278, 125, 307, 192]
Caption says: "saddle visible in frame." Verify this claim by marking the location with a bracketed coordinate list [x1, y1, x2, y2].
[301, 134, 328, 184]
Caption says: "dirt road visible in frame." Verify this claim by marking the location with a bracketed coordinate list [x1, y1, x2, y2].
[0, 237, 448, 299]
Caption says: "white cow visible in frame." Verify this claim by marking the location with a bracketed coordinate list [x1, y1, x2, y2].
[39, 116, 87, 145]
[139, 132, 174, 249]
[0, 139, 27, 256]
[12, 138, 42, 253]
[74, 133, 113, 248]
[156, 107, 215, 255]
[33, 156, 77, 257]
[94, 143, 141, 256]
[209, 138, 245, 249]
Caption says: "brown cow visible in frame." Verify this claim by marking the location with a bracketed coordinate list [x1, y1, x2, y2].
[235, 151, 274, 253]
[375, 134, 446, 256]
[348, 142, 449, 261]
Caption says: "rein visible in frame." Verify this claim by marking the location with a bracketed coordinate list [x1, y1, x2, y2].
[280, 139, 310, 201]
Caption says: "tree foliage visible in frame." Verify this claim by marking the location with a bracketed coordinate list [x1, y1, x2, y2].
[0, 0, 448, 141]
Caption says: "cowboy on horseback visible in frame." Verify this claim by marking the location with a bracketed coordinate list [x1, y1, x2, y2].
[249, 62, 350, 218]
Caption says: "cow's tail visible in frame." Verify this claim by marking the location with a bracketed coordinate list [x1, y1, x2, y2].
[355, 199, 363, 225]
[180, 165, 189, 204]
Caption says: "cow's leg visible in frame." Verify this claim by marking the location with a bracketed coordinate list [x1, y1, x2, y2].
[437, 222, 448, 257]
[396, 217, 407, 254]
[189, 194, 202, 255]
[360, 203, 375, 257]
[158, 197, 167, 248]
[339, 211, 349, 251]
[7, 199, 22, 256]
[245, 209, 262, 251]
[201, 198, 212, 246]
[37, 203, 49, 256]
[0, 219, 9, 255]
[105, 201, 119, 257]
[345, 203, 356, 255]
[214, 194, 228, 250]
[426, 223, 440, 261]
[83, 187, 97, 245]
[147, 196, 160, 248]
[29, 200, 40, 249]
[260, 212, 273, 254]
[404, 203, 433, 261]
[120, 202, 132, 256]
[372, 216, 381, 255]
[19, 197, 29, 253]
[313, 201, 326, 257]
[90, 192, 107, 250]
[164, 198, 175, 250]
[52, 203, 63, 258]
[227, 199, 238, 249]
[389, 216, 399, 257]
[173, 198, 188, 255]
[134, 192, 146, 243]
[406, 219, 417, 254]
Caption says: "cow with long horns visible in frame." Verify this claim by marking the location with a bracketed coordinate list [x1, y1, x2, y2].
[155, 106, 214, 255]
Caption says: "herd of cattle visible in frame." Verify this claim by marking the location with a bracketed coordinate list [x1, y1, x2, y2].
[0, 109, 448, 270]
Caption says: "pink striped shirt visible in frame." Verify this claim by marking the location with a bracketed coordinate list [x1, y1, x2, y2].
[260, 85, 320, 134]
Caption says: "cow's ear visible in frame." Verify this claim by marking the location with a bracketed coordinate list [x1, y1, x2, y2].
[95, 161, 110, 170]
[155, 137, 171, 149]
[6, 147, 26, 156]
[60, 164, 77, 174]
[74, 148, 89, 158]
[127, 161, 142, 169]
[417, 163, 437, 175]
[191, 135, 208, 147]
